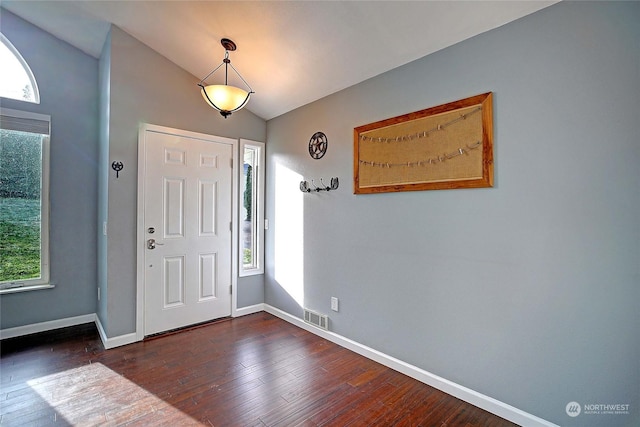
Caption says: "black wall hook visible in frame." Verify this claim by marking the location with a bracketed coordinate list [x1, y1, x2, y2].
[111, 161, 124, 178]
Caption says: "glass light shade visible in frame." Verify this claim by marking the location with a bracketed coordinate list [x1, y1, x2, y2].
[200, 84, 251, 113]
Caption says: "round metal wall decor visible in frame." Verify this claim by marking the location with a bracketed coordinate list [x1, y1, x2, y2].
[308, 131, 328, 159]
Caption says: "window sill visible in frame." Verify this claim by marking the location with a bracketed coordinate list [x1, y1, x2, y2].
[0, 283, 55, 295]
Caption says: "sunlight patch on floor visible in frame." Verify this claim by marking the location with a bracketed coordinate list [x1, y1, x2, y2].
[27, 362, 204, 425]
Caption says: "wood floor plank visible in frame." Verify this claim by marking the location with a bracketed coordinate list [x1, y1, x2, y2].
[0, 312, 519, 427]
[304, 369, 398, 425]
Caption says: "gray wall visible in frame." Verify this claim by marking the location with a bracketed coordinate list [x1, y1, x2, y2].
[0, 9, 99, 329]
[237, 273, 264, 308]
[100, 26, 266, 337]
[265, 2, 639, 426]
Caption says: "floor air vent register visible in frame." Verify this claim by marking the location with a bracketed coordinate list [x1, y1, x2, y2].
[304, 308, 328, 330]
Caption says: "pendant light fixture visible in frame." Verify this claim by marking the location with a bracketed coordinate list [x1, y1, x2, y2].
[198, 38, 254, 118]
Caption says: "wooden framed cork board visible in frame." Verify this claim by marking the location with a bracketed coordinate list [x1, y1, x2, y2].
[353, 92, 493, 194]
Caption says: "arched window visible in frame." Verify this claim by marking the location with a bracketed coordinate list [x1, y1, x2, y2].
[0, 33, 40, 104]
[0, 32, 49, 292]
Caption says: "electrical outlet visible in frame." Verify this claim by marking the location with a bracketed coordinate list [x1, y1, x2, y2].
[331, 297, 339, 312]
[103, 221, 107, 236]
[97, 287, 101, 301]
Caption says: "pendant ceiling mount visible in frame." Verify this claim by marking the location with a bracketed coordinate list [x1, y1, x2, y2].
[220, 38, 236, 52]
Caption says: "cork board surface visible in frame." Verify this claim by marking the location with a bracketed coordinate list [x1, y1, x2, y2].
[354, 92, 493, 194]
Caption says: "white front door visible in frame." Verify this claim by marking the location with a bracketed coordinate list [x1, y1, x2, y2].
[141, 127, 234, 336]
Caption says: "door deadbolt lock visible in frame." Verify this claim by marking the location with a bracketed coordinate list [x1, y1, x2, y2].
[147, 227, 155, 234]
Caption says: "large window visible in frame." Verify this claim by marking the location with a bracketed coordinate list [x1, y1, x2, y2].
[239, 139, 265, 276]
[0, 108, 51, 292]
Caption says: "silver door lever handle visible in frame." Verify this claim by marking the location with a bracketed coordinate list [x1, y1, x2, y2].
[147, 239, 164, 250]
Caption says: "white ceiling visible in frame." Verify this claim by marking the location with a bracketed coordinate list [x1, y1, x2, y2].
[2, 1, 557, 120]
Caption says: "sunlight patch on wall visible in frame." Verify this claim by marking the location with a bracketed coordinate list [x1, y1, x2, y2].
[274, 162, 304, 307]
[27, 362, 204, 425]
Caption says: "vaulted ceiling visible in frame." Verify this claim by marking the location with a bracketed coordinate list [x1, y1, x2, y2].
[2, 1, 557, 120]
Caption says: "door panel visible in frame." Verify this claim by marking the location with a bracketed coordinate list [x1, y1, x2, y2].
[164, 256, 185, 307]
[199, 253, 217, 300]
[164, 178, 185, 237]
[199, 180, 217, 236]
[143, 130, 232, 336]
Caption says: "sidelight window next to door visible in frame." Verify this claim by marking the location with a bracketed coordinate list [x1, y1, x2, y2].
[239, 139, 264, 276]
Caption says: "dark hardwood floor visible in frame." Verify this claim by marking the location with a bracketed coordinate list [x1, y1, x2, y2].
[1, 312, 518, 426]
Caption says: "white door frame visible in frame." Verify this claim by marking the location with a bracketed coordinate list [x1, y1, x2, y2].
[136, 123, 239, 341]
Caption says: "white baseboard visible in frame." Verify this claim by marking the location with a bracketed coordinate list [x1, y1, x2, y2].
[0, 313, 137, 350]
[95, 315, 138, 350]
[234, 303, 265, 317]
[0, 314, 96, 340]
[263, 304, 558, 427]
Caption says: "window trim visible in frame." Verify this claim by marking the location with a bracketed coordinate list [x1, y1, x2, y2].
[0, 107, 51, 293]
[0, 33, 40, 104]
[239, 139, 265, 277]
